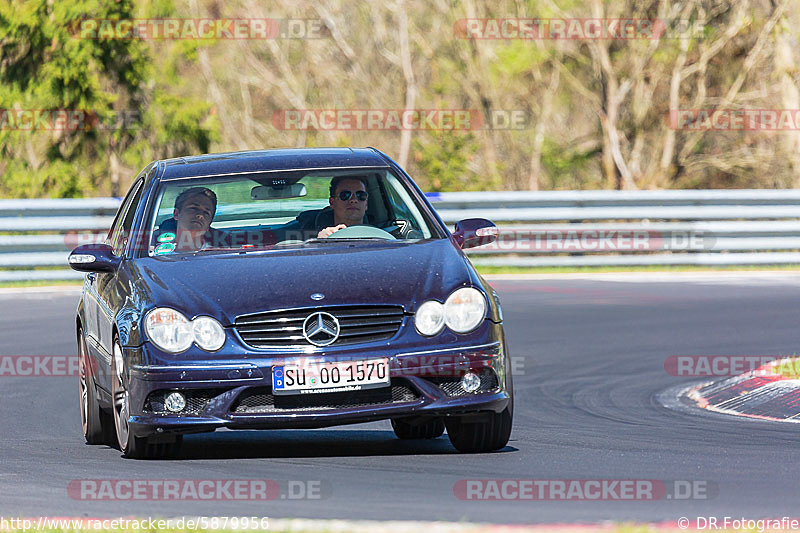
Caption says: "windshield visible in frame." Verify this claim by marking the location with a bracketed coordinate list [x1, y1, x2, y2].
[144, 168, 437, 256]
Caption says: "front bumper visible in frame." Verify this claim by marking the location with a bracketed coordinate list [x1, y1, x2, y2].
[125, 340, 511, 438]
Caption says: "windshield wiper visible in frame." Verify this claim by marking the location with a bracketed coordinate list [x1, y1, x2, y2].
[302, 237, 389, 244]
[190, 246, 243, 254]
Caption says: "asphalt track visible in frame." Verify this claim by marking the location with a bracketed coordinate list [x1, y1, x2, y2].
[2, 274, 800, 523]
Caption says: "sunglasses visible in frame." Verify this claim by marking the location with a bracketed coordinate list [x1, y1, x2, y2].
[337, 190, 368, 202]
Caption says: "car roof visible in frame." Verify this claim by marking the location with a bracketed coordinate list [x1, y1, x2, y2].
[157, 147, 391, 181]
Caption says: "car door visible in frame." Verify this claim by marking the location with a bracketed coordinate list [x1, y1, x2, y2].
[83, 181, 136, 372]
[86, 178, 145, 391]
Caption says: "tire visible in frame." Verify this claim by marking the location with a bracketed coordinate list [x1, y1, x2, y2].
[445, 405, 513, 453]
[391, 417, 445, 439]
[78, 329, 115, 445]
[111, 338, 182, 459]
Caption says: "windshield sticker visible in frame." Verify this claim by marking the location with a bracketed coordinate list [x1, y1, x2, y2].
[155, 242, 176, 255]
[157, 232, 176, 243]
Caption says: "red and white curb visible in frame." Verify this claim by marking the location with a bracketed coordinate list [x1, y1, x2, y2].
[688, 358, 800, 422]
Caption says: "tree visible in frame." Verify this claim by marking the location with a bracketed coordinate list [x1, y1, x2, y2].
[0, 0, 218, 198]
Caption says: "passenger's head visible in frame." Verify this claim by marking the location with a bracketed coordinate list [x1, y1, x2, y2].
[173, 187, 217, 234]
[329, 176, 368, 226]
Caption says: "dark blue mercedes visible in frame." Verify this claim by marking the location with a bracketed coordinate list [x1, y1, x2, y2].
[69, 148, 513, 458]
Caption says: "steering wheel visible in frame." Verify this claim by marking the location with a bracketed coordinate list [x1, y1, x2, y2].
[381, 219, 415, 239]
[326, 225, 396, 240]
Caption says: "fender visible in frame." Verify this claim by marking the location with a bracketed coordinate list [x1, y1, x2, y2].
[75, 297, 85, 335]
[115, 306, 144, 348]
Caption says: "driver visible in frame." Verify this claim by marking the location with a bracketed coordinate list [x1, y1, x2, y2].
[316, 176, 369, 238]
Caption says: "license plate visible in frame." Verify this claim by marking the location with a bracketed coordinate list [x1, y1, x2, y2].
[272, 358, 390, 395]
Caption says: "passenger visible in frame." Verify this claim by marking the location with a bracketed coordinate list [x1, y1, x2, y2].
[172, 187, 217, 251]
[317, 176, 369, 238]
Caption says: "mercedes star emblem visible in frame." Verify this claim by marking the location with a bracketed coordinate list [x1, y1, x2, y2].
[302, 312, 340, 346]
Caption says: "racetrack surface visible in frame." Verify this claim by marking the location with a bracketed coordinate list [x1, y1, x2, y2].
[2, 275, 800, 523]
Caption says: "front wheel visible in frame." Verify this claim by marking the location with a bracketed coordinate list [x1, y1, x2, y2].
[111, 338, 181, 459]
[445, 406, 512, 453]
[78, 329, 114, 445]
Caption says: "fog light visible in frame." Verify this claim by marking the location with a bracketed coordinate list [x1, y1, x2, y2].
[460, 372, 481, 393]
[164, 392, 186, 413]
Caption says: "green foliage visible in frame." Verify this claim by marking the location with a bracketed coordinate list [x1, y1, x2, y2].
[492, 41, 550, 80]
[148, 93, 219, 157]
[0, 156, 93, 198]
[541, 137, 602, 189]
[0, 0, 218, 198]
[0, 0, 796, 196]
[412, 131, 493, 191]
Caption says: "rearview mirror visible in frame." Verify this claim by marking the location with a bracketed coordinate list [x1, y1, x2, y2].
[68, 243, 120, 273]
[251, 183, 307, 200]
[452, 218, 498, 250]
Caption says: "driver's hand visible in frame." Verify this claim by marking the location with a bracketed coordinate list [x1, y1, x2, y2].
[317, 224, 346, 238]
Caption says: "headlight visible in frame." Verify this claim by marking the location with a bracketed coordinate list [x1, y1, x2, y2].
[192, 316, 225, 351]
[144, 309, 226, 353]
[415, 300, 445, 336]
[444, 287, 486, 333]
[145, 308, 193, 353]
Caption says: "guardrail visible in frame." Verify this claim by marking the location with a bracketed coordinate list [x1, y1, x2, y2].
[4, 190, 800, 281]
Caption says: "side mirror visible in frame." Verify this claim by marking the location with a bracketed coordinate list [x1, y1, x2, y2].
[452, 218, 498, 250]
[68, 243, 120, 273]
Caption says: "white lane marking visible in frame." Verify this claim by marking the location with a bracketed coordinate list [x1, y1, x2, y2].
[0, 286, 82, 297]
[485, 271, 800, 285]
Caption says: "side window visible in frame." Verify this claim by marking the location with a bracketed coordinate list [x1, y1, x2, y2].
[111, 179, 144, 255]
[107, 182, 138, 244]
[383, 174, 433, 238]
[385, 185, 414, 221]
